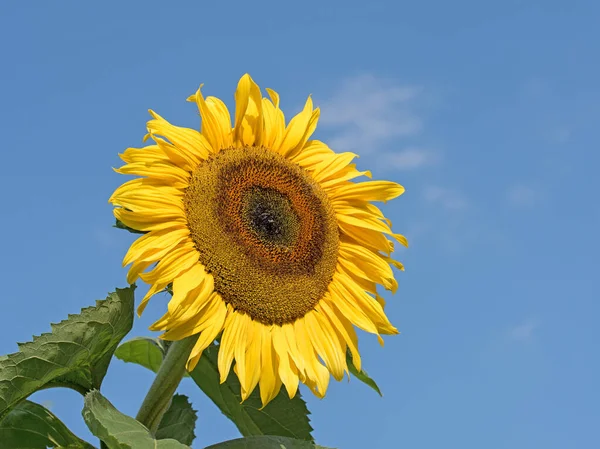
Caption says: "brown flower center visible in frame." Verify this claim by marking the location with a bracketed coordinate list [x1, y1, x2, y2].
[184, 146, 339, 325]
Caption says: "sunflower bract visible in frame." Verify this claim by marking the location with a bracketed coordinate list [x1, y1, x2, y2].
[109, 74, 407, 406]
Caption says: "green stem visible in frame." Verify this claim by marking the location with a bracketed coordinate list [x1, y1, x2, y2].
[135, 335, 197, 433]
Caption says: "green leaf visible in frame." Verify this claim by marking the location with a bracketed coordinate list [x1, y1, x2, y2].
[0, 287, 135, 420]
[115, 339, 314, 441]
[155, 394, 197, 446]
[190, 344, 313, 441]
[203, 436, 334, 449]
[346, 350, 382, 396]
[114, 218, 146, 234]
[114, 336, 167, 374]
[82, 390, 189, 449]
[0, 400, 96, 449]
[115, 337, 189, 377]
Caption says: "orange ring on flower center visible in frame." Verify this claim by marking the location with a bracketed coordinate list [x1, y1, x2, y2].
[184, 146, 339, 325]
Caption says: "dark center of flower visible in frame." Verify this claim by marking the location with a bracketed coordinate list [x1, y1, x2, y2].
[183, 146, 339, 325]
[252, 204, 279, 236]
[243, 186, 299, 248]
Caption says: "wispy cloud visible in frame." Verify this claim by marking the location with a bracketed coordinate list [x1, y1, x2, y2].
[508, 320, 538, 342]
[377, 147, 440, 171]
[506, 184, 537, 207]
[319, 74, 423, 155]
[423, 185, 468, 211]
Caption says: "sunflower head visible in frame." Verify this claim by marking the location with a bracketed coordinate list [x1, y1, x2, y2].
[109, 74, 407, 406]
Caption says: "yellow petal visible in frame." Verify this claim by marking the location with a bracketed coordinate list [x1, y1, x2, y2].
[137, 281, 169, 316]
[109, 178, 183, 204]
[240, 320, 262, 401]
[305, 311, 346, 381]
[218, 312, 246, 383]
[336, 271, 398, 336]
[160, 292, 223, 340]
[206, 96, 233, 146]
[152, 136, 201, 173]
[152, 272, 216, 331]
[319, 166, 372, 190]
[393, 233, 409, 248]
[339, 242, 397, 292]
[110, 191, 184, 219]
[318, 300, 361, 371]
[337, 202, 406, 248]
[190, 85, 232, 152]
[114, 208, 187, 232]
[291, 139, 335, 167]
[123, 227, 190, 267]
[166, 263, 210, 314]
[340, 266, 379, 297]
[275, 96, 318, 159]
[375, 292, 386, 308]
[232, 312, 250, 389]
[331, 181, 405, 203]
[285, 107, 320, 160]
[119, 145, 169, 164]
[169, 279, 215, 327]
[384, 256, 405, 271]
[139, 241, 198, 286]
[147, 111, 212, 166]
[234, 74, 263, 146]
[294, 318, 330, 397]
[266, 88, 280, 108]
[186, 299, 228, 371]
[281, 323, 306, 374]
[127, 259, 154, 285]
[258, 327, 282, 407]
[337, 213, 399, 242]
[328, 281, 379, 335]
[339, 225, 394, 255]
[310, 152, 358, 183]
[261, 97, 283, 149]
[272, 325, 299, 398]
[150, 281, 214, 338]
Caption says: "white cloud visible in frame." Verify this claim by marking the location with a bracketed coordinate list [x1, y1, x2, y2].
[508, 320, 538, 342]
[319, 74, 423, 154]
[507, 184, 537, 207]
[378, 147, 440, 170]
[423, 186, 468, 210]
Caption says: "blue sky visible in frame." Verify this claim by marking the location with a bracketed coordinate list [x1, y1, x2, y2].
[1, 1, 598, 448]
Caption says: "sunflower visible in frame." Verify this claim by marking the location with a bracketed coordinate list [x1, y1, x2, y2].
[109, 74, 407, 406]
